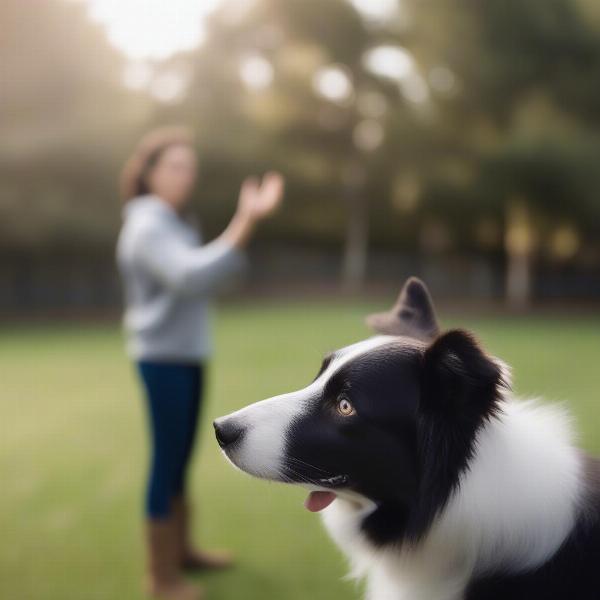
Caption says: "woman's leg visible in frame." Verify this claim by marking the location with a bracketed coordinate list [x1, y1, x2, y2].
[137, 361, 202, 600]
[138, 362, 196, 519]
[172, 364, 203, 499]
[167, 364, 235, 571]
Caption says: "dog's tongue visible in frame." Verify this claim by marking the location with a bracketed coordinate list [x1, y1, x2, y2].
[305, 491, 337, 512]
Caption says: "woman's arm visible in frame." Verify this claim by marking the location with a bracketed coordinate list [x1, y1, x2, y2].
[134, 228, 245, 297]
[133, 172, 284, 297]
[220, 172, 285, 249]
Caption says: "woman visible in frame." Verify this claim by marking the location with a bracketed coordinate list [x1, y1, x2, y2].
[117, 127, 284, 600]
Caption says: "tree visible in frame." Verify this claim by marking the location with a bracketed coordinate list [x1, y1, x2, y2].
[397, 0, 600, 305]
[0, 0, 152, 253]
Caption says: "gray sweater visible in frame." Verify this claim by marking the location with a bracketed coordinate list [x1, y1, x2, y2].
[116, 195, 245, 361]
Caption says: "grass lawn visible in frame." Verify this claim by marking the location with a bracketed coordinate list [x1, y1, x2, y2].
[1, 301, 599, 600]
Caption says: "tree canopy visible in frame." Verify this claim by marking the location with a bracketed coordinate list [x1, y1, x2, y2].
[2, 0, 599, 278]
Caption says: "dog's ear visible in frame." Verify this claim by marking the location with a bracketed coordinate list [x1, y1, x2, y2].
[366, 277, 440, 341]
[420, 330, 503, 422]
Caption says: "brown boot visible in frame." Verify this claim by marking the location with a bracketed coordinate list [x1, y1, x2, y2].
[172, 496, 234, 572]
[145, 518, 203, 599]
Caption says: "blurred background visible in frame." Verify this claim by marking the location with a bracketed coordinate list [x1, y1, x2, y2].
[1, 1, 599, 599]
[3, 0, 600, 309]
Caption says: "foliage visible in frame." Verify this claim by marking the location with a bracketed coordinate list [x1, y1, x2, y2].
[1, 0, 600, 264]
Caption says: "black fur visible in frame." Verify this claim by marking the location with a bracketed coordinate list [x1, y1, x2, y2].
[284, 341, 422, 540]
[282, 330, 600, 597]
[218, 277, 600, 598]
[408, 330, 505, 540]
[284, 330, 506, 547]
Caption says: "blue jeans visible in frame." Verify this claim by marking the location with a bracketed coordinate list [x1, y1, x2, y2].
[137, 361, 204, 519]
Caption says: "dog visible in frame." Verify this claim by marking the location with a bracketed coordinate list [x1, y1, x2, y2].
[214, 278, 600, 600]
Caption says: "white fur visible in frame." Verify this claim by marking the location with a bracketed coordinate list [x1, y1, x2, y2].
[322, 395, 584, 600]
[220, 339, 584, 600]
[219, 336, 395, 479]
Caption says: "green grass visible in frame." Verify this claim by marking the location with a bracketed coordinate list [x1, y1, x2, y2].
[0, 302, 599, 600]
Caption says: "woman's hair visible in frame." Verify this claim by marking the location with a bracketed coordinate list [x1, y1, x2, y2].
[119, 126, 195, 202]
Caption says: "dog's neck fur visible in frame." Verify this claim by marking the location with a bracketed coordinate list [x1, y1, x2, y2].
[322, 395, 584, 600]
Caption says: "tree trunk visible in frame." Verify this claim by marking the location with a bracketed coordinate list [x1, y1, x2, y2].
[504, 200, 535, 310]
[341, 165, 369, 293]
[506, 251, 532, 310]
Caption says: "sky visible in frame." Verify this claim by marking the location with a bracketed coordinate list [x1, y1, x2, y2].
[83, 0, 400, 61]
[85, 0, 223, 61]
[80, 0, 424, 107]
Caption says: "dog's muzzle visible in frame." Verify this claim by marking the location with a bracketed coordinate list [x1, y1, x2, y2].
[213, 417, 244, 449]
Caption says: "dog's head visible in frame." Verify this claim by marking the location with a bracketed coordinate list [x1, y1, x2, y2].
[215, 279, 506, 544]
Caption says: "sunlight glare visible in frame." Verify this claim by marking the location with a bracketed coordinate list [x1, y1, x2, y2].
[312, 65, 353, 104]
[122, 61, 154, 90]
[86, 0, 222, 60]
[150, 70, 188, 103]
[348, 0, 399, 24]
[240, 54, 274, 91]
[400, 73, 429, 104]
[363, 45, 413, 81]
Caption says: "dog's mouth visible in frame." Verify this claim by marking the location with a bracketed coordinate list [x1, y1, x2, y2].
[305, 491, 337, 512]
[304, 474, 349, 513]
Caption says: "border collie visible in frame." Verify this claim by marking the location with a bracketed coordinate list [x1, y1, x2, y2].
[214, 278, 600, 600]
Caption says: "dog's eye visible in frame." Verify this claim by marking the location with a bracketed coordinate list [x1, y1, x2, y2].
[337, 396, 356, 417]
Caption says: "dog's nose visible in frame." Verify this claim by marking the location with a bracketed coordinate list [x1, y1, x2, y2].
[213, 417, 244, 448]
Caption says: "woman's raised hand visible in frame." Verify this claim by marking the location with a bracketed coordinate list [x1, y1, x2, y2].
[223, 172, 285, 248]
[237, 172, 285, 223]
